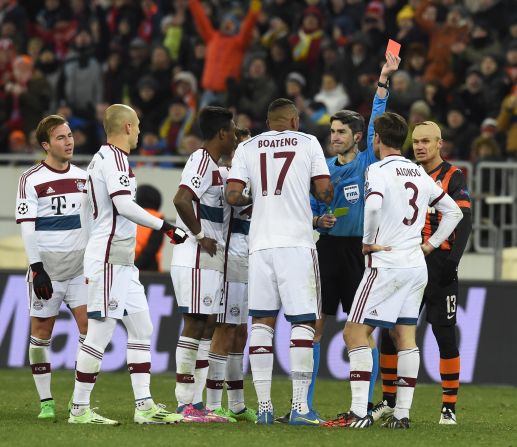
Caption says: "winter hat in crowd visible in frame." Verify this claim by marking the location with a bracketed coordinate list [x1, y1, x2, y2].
[286, 71, 307, 88]
[480, 117, 498, 135]
[365, 1, 384, 17]
[173, 71, 198, 94]
[397, 4, 414, 25]
[302, 6, 324, 26]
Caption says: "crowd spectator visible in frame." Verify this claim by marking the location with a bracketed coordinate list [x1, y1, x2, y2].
[415, 0, 470, 88]
[189, 0, 261, 107]
[314, 70, 349, 114]
[61, 27, 103, 118]
[444, 103, 479, 160]
[0, 0, 514, 162]
[2, 55, 49, 140]
[497, 89, 517, 159]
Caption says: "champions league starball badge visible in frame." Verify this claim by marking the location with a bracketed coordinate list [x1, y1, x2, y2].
[17, 202, 28, 214]
[119, 175, 130, 187]
[191, 175, 202, 189]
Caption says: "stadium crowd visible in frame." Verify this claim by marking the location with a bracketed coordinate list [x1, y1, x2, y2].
[1, 0, 516, 162]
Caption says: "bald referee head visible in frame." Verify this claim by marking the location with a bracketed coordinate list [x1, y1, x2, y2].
[266, 98, 300, 132]
[103, 104, 140, 153]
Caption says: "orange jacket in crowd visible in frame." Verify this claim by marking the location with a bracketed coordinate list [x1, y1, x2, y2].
[135, 208, 164, 272]
[415, 0, 470, 88]
[189, 0, 260, 92]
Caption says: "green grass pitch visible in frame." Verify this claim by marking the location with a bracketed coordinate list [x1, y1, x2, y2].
[1, 369, 515, 447]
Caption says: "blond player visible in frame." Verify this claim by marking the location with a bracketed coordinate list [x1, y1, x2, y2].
[69, 104, 186, 425]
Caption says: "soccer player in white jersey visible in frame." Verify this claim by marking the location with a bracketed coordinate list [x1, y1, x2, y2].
[324, 112, 462, 429]
[201, 127, 256, 422]
[15, 115, 88, 420]
[69, 104, 187, 425]
[171, 106, 236, 423]
[225, 98, 333, 425]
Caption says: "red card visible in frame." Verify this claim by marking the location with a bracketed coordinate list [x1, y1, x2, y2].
[386, 39, 401, 57]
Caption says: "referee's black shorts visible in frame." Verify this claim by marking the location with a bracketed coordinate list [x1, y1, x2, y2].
[421, 249, 459, 326]
[316, 235, 364, 316]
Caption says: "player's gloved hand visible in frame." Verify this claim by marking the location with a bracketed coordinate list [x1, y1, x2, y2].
[440, 259, 458, 286]
[31, 262, 53, 300]
[161, 221, 188, 245]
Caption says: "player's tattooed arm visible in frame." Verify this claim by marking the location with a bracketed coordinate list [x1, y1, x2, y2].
[225, 181, 252, 206]
[311, 177, 334, 204]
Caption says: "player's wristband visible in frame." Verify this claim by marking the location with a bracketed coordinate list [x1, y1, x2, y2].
[314, 216, 321, 228]
[195, 230, 205, 240]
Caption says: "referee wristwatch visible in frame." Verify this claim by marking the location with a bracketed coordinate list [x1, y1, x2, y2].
[377, 79, 389, 90]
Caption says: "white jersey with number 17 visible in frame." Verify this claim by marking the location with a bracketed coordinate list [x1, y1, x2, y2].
[228, 130, 329, 253]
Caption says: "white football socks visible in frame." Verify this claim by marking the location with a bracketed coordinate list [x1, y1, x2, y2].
[394, 348, 420, 420]
[349, 346, 373, 418]
[249, 324, 274, 413]
[29, 336, 52, 401]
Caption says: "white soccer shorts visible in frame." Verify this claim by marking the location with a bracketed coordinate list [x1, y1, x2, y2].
[171, 266, 223, 315]
[84, 259, 148, 320]
[248, 247, 321, 322]
[28, 274, 87, 318]
[348, 266, 428, 328]
[217, 281, 248, 325]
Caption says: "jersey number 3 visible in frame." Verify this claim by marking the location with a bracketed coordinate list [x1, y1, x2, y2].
[260, 151, 295, 196]
[403, 182, 419, 226]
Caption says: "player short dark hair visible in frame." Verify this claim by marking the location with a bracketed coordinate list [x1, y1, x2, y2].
[330, 110, 365, 135]
[267, 98, 295, 115]
[235, 127, 251, 142]
[35, 115, 68, 147]
[199, 106, 233, 140]
[373, 112, 408, 149]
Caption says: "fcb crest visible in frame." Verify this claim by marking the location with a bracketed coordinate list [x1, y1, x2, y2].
[76, 180, 85, 191]
[33, 300, 43, 311]
[344, 184, 360, 204]
[108, 299, 118, 311]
